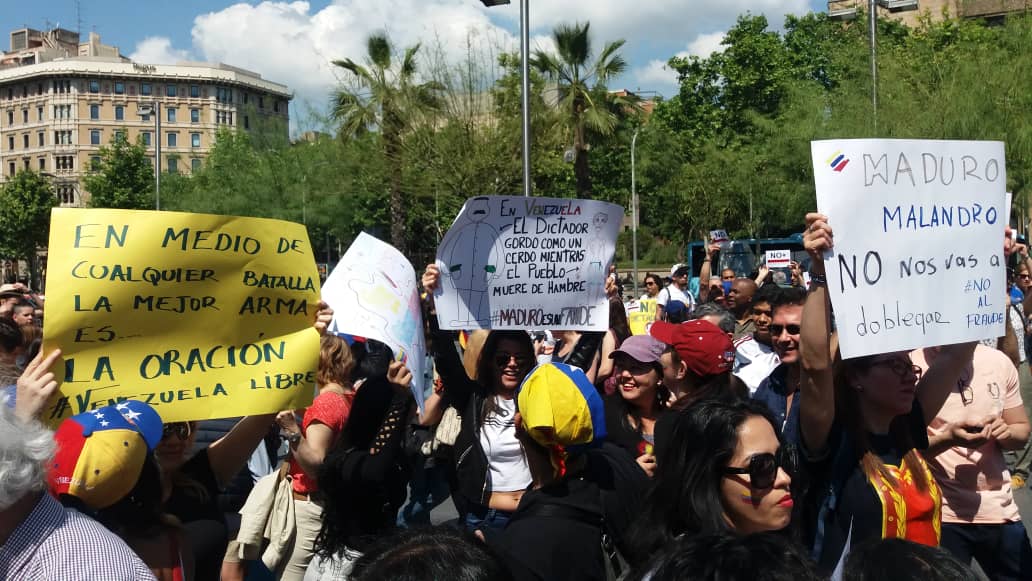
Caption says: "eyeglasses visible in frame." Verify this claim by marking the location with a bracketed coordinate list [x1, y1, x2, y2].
[494, 352, 533, 369]
[162, 422, 193, 441]
[870, 358, 923, 381]
[768, 324, 801, 337]
[645, 281, 657, 286]
[1019, 274, 1031, 280]
[723, 447, 792, 490]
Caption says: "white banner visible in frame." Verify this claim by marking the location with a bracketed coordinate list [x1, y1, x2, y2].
[765, 249, 792, 269]
[435, 196, 623, 331]
[322, 232, 426, 408]
[811, 139, 1007, 359]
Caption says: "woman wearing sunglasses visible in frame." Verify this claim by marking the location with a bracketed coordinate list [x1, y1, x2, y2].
[800, 213, 977, 574]
[640, 273, 664, 302]
[625, 398, 794, 566]
[422, 265, 598, 533]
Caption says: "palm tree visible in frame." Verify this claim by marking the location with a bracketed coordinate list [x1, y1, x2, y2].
[532, 22, 636, 199]
[332, 33, 442, 254]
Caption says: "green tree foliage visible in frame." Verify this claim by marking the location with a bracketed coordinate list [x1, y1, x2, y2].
[0, 169, 56, 261]
[151, 13, 1032, 269]
[332, 32, 444, 255]
[532, 22, 638, 198]
[84, 133, 155, 209]
[0, 169, 57, 288]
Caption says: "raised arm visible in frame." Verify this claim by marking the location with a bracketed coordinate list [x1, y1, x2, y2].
[207, 414, 277, 488]
[422, 264, 479, 410]
[697, 240, 718, 303]
[209, 302, 333, 486]
[799, 213, 836, 455]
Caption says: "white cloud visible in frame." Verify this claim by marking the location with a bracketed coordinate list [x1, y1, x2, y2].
[188, 0, 520, 118]
[687, 31, 727, 59]
[525, 0, 807, 49]
[628, 31, 725, 98]
[134, 0, 815, 129]
[129, 36, 193, 64]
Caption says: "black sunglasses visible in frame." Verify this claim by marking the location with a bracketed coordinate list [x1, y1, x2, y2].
[723, 447, 792, 490]
[494, 352, 533, 369]
[162, 422, 193, 441]
[768, 324, 801, 337]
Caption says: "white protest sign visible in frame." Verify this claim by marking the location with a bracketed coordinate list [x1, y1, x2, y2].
[812, 139, 1006, 359]
[765, 250, 792, 269]
[321, 232, 426, 409]
[710, 229, 730, 243]
[435, 196, 623, 331]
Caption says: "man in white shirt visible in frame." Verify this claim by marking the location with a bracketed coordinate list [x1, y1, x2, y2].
[657, 264, 694, 322]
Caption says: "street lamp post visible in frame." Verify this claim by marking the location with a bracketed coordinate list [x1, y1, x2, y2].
[481, 0, 531, 197]
[869, 0, 878, 127]
[137, 102, 161, 210]
[631, 128, 640, 297]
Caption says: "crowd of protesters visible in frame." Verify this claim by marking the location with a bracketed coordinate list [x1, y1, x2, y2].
[1, 210, 1032, 581]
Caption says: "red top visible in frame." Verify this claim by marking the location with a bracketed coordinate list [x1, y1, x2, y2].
[290, 390, 353, 495]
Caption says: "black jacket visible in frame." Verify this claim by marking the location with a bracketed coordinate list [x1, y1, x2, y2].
[485, 443, 649, 581]
[430, 321, 603, 511]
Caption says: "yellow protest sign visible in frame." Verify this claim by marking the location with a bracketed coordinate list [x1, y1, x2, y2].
[41, 208, 321, 424]
[628, 299, 657, 335]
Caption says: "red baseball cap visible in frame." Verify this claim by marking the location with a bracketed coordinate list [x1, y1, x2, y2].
[650, 320, 735, 378]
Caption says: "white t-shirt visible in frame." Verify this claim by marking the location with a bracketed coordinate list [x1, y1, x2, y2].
[733, 335, 780, 395]
[657, 284, 694, 311]
[478, 396, 532, 492]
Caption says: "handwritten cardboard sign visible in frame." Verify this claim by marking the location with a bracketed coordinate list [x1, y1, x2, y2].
[628, 299, 657, 335]
[434, 196, 624, 331]
[765, 250, 792, 269]
[322, 233, 426, 411]
[811, 139, 1007, 359]
[42, 209, 321, 423]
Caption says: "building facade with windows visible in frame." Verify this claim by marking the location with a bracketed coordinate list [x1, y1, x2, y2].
[827, 0, 1032, 25]
[0, 28, 291, 206]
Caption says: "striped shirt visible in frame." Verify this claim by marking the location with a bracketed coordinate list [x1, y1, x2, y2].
[0, 492, 157, 581]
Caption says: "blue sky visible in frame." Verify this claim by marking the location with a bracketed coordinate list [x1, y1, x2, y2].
[7, 1, 830, 130]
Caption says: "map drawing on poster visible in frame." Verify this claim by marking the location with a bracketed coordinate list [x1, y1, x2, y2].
[435, 196, 624, 331]
[322, 232, 426, 407]
[811, 139, 1007, 359]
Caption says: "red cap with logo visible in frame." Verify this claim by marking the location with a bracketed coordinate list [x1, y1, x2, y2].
[649, 319, 735, 378]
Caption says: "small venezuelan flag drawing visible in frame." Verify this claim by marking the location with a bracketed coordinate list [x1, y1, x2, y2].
[827, 150, 849, 172]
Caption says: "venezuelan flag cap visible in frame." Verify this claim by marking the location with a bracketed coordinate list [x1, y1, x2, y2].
[49, 400, 163, 509]
[517, 362, 606, 449]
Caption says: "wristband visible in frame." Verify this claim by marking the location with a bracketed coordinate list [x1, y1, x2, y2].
[809, 273, 827, 285]
[285, 431, 302, 445]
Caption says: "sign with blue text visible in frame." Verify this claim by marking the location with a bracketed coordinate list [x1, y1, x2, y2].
[434, 196, 623, 331]
[812, 139, 1007, 359]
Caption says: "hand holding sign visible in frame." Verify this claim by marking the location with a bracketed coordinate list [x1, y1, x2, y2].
[434, 196, 623, 331]
[811, 139, 1006, 358]
[765, 250, 792, 269]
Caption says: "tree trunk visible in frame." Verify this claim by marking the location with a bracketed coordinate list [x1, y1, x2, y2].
[574, 146, 592, 199]
[573, 102, 592, 199]
[385, 131, 407, 255]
